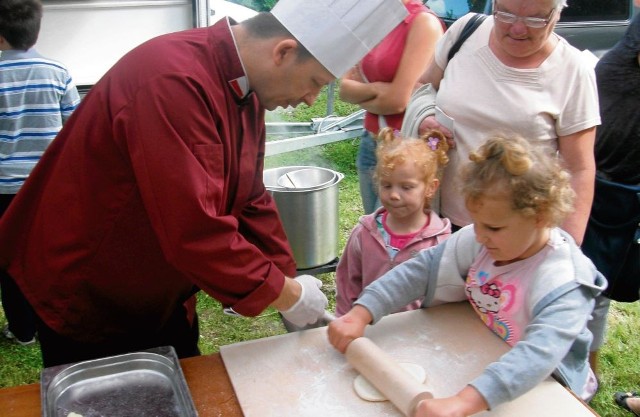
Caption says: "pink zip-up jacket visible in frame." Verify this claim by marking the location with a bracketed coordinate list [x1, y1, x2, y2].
[335, 207, 451, 316]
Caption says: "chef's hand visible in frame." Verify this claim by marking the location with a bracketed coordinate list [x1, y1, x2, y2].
[327, 305, 372, 354]
[418, 115, 455, 148]
[413, 386, 488, 417]
[279, 275, 328, 327]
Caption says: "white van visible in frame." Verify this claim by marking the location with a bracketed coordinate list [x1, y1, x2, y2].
[35, 0, 257, 90]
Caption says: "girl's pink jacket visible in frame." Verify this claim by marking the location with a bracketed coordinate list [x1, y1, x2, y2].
[335, 207, 451, 316]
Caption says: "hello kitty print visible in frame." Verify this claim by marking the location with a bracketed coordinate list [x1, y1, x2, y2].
[464, 248, 544, 347]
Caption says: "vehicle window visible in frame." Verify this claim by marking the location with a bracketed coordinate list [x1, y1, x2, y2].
[425, 0, 631, 23]
[559, 0, 630, 22]
[425, 0, 489, 21]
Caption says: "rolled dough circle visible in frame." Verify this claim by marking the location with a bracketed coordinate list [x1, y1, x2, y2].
[353, 362, 426, 402]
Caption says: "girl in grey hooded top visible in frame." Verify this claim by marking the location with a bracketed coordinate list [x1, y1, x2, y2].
[328, 134, 606, 416]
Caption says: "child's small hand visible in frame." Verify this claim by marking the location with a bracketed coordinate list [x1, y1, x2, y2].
[413, 386, 488, 417]
[327, 305, 372, 353]
[413, 397, 466, 417]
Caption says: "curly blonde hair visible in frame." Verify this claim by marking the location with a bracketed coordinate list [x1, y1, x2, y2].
[374, 127, 449, 210]
[460, 134, 575, 226]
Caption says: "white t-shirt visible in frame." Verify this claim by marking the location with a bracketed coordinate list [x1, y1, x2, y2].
[434, 14, 600, 227]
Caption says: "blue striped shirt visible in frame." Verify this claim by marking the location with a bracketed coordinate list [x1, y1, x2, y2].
[0, 48, 80, 194]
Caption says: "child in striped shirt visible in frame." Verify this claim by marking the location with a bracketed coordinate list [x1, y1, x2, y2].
[0, 0, 80, 345]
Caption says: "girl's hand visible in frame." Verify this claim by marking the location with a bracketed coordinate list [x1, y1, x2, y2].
[413, 397, 467, 417]
[327, 305, 372, 353]
[413, 386, 488, 417]
[418, 115, 455, 148]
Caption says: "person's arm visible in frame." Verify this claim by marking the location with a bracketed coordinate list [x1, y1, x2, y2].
[417, 13, 476, 138]
[356, 226, 477, 321]
[121, 75, 297, 316]
[236, 160, 297, 278]
[413, 287, 594, 416]
[417, 58, 449, 137]
[327, 304, 373, 353]
[221, 147, 329, 323]
[469, 286, 594, 409]
[335, 225, 365, 317]
[328, 243, 446, 353]
[329, 227, 479, 354]
[414, 385, 489, 417]
[557, 127, 596, 245]
[60, 73, 81, 123]
[418, 57, 445, 89]
[338, 65, 376, 105]
[357, 13, 444, 116]
[270, 277, 302, 310]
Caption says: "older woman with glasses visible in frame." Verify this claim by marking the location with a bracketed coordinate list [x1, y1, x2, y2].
[414, 0, 599, 248]
[401, 1, 600, 414]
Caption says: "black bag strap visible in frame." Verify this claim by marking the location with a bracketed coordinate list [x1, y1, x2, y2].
[447, 13, 488, 61]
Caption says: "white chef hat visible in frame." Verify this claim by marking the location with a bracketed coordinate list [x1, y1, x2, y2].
[271, 0, 408, 78]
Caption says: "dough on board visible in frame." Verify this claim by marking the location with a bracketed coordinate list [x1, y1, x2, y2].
[353, 362, 427, 402]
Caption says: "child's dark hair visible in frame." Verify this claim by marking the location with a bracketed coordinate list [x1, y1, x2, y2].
[460, 134, 575, 226]
[0, 0, 43, 50]
[374, 127, 449, 210]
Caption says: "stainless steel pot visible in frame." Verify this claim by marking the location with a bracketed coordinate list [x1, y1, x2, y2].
[276, 168, 338, 190]
[264, 166, 344, 270]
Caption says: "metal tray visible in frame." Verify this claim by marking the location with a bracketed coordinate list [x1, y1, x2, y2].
[40, 346, 198, 417]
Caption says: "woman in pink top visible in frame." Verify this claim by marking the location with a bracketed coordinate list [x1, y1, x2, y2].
[335, 128, 451, 316]
[338, 0, 445, 214]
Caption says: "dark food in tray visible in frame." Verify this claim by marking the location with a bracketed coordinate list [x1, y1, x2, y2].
[40, 346, 198, 417]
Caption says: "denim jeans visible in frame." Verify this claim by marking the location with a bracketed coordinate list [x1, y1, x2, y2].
[356, 131, 381, 214]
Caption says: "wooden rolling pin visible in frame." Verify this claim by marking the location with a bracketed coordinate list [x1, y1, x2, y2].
[345, 337, 433, 416]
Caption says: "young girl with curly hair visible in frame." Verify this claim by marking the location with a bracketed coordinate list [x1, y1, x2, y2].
[335, 127, 451, 317]
[329, 134, 606, 416]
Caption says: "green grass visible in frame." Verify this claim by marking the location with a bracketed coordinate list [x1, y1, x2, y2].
[1, 89, 639, 417]
[591, 302, 640, 416]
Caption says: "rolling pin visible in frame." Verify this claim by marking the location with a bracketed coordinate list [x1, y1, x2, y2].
[345, 337, 433, 417]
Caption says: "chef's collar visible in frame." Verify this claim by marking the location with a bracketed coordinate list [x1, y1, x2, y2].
[228, 75, 250, 100]
[226, 17, 252, 102]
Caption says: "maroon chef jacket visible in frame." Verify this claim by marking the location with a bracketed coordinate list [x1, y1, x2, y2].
[0, 19, 297, 342]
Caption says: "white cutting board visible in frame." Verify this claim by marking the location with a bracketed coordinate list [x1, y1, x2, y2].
[219, 302, 596, 417]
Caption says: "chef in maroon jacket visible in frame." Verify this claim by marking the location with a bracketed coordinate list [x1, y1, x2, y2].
[0, 0, 408, 366]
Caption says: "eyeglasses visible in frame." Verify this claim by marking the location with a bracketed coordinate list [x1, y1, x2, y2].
[493, 8, 556, 28]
